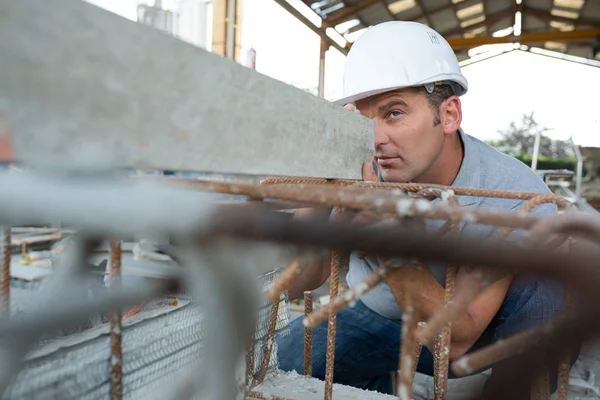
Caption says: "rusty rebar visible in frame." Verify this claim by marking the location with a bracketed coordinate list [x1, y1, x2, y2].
[324, 210, 345, 400]
[557, 238, 578, 400]
[265, 259, 301, 303]
[433, 266, 457, 400]
[531, 371, 551, 400]
[397, 291, 420, 400]
[158, 176, 571, 203]
[416, 194, 569, 347]
[4, 172, 600, 400]
[253, 298, 280, 387]
[527, 210, 600, 244]
[451, 315, 566, 377]
[219, 208, 600, 292]
[160, 178, 557, 231]
[303, 258, 404, 328]
[0, 226, 10, 316]
[246, 338, 256, 388]
[304, 291, 313, 377]
[109, 239, 123, 400]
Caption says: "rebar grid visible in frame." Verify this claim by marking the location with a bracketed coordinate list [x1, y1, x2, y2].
[233, 176, 590, 400]
[0, 171, 598, 400]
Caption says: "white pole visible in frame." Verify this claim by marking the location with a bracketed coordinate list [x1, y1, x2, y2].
[531, 130, 541, 171]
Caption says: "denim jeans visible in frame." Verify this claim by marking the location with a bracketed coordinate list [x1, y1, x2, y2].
[276, 274, 578, 397]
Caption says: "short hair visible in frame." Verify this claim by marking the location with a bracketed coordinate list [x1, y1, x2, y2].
[409, 84, 456, 126]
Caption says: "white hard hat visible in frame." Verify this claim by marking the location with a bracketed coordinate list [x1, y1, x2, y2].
[335, 21, 469, 106]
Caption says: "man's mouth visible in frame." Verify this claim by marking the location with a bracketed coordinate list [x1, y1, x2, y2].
[376, 156, 396, 167]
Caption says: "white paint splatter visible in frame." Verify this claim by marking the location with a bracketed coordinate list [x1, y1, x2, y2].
[414, 199, 432, 212]
[395, 199, 413, 216]
[456, 357, 472, 374]
[398, 384, 410, 400]
[354, 282, 369, 297]
[461, 211, 477, 223]
[441, 190, 455, 201]
[402, 355, 413, 372]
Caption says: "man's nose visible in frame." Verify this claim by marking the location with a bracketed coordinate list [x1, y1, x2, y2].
[374, 120, 389, 148]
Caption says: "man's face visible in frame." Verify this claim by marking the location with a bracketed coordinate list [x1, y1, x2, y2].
[355, 89, 446, 183]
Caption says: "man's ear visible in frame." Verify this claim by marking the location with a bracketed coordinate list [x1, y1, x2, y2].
[361, 159, 380, 182]
[441, 96, 462, 135]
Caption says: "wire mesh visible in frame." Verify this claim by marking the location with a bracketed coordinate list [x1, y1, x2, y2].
[1, 267, 289, 400]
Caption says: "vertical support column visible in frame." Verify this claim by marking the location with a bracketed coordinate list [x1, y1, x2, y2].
[318, 39, 327, 98]
[0, 226, 10, 316]
[109, 239, 123, 400]
[212, 0, 244, 61]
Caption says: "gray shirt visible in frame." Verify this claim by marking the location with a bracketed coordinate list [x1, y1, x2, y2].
[345, 128, 557, 320]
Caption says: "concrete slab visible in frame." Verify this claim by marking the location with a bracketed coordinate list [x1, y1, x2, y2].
[251, 370, 398, 400]
[0, 0, 374, 179]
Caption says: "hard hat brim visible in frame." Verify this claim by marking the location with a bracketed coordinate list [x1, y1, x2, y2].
[333, 77, 468, 107]
[333, 86, 412, 107]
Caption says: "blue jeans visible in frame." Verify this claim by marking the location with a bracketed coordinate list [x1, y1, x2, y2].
[276, 274, 578, 397]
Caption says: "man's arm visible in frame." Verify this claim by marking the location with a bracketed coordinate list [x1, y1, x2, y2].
[383, 263, 513, 359]
[382, 201, 557, 359]
[285, 207, 333, 301]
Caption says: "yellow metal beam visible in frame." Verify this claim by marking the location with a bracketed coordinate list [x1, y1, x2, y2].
[446, 28, 600, 50]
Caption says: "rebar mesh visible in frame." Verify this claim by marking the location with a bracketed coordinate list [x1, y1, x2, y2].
[1, 266, 289, 400]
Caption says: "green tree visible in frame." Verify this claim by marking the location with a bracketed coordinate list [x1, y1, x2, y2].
[492, 112, 570, 159]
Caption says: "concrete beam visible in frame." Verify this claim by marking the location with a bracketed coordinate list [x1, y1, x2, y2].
[0, 0, 373, 179]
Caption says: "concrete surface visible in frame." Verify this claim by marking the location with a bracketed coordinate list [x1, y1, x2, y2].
[0, 0, 374, 179]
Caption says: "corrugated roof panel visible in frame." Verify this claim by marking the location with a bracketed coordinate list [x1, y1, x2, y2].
[553, 0, 584, 10]
[430, 6, 460, 32]
[389, 1, 425, 19]
[385, 0, 417, 15]
[456, 2, 484, 20]
[463, 25, 486, 37]
[460, 15, 485, 28]
[488, 14, 513, 33]
[526, 0, 553, 9]
[422, 0, 450, 11]
[484, 0, 513, 15]
[550, 8, 580, 19]
[358, 3, 396, 24]
[549, 19, 575, 31]
[313, 0, 598, 62]
[523, 14, 550, 31]
[415, 16, 430, 26]
[581, 0, 600, 19]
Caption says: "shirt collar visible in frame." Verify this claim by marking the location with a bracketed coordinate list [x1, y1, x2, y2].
[449, 128, 480, 206]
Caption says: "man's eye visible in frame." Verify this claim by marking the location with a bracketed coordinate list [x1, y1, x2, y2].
[388, 111, 402, 118]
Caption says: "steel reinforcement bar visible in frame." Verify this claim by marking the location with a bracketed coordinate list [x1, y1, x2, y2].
[0, 171, 599, 400]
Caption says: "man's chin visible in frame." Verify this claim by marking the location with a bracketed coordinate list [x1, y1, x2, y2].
[380, 170, 412, 183]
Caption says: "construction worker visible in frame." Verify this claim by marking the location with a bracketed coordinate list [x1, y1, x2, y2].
[276, 21, 577, 398]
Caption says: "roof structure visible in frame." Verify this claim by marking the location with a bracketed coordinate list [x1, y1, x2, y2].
[279, 0, 600, 62]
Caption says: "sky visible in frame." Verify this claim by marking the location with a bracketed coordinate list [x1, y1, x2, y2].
[85, 0, 600, 147]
